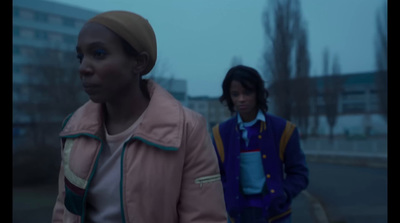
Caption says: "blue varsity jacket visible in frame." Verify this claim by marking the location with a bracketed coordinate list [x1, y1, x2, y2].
[212, 112, 309, 222]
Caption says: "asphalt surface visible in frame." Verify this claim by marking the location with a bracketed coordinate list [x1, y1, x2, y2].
[13, 184, 57, 223]
[13, 162, 387, 223]
[13, 185, 320, 223]
[306, 162, 388, 223]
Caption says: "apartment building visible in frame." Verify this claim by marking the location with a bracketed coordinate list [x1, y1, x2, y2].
[13, 0, 98, 121]
[150, 77, 188, 106]
[13, 0, 98, 148]
[269, 71, 387, 136]
[188, 71, 387, 137]
[187, 96, 232, 132]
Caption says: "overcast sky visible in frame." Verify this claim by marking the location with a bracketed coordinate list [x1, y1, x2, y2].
[50, 0, 386, 97]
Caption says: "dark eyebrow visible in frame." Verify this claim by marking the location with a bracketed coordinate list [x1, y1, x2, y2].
[76, 41, 107, 52]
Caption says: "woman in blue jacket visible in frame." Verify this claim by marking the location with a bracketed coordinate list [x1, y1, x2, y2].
[212, 65, 309, 223]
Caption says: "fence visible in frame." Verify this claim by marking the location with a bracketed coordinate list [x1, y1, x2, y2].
[302, 136, 387, 167]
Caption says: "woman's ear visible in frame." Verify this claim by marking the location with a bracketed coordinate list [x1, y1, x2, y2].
[133, 51, 150, 75]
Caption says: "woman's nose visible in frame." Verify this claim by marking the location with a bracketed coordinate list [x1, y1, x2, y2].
[238, 94, 246, 101]
[79, 57, 93, 77]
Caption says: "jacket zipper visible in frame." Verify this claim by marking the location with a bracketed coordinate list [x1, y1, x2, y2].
[194, 174, 221, 187]
[120, 138, 136, 223]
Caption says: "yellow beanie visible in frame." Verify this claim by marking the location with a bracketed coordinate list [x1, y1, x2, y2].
[88, 10, 157, 75]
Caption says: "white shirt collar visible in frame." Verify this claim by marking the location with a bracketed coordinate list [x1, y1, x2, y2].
[237, 110, 265, 128]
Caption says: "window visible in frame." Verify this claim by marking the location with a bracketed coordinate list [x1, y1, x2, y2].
[370, 89, 378, 94]
[48, 32, 63, 42]
[369, 90, 379, 103]
[63, 17, 75, 27]
[13, 64, 21, 74]
[48, 14, 62, 25]
[369, 103, 380, 112]
[20, 85, 31, 101]
[209, 107, 216, 115]
[13, 27, 20, 37]
[35, 12, 48, 22]
[342, 103, 366, 113]
[36, 30, 48, 40]
[171, 92, 185, 101]
[13, 45, 20, 55]
[198, 103, 206, 109]
[19, 9, 35, 20]
[13, 8, 19, 17]
[75, 20, 85, 29]
[20, 46, 36, 57]
[20, 28, 35, 39]
[64, 35, 77, 44]
[342, 90, 365, 101]
[13, 72, 29, 85]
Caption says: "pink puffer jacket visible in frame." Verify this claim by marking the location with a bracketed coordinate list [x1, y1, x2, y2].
[52, 80, 227, 223]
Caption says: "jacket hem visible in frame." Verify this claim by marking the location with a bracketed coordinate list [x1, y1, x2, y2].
[268, 208, 291, 222]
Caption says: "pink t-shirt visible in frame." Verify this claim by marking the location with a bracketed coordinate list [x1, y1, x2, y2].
[86, 114, 143, 222]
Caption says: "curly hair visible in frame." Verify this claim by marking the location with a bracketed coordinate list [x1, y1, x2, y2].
[219, 65, 269, 114]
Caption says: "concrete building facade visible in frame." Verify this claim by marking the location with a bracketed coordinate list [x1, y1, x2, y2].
[13, 0, 97, 122]
[187, 96, 232, 133]
[268, 71, 387, 137]
[13, 0, 98, 148]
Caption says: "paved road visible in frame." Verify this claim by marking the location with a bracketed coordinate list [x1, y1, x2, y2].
[307, 162, 387, 223]
[13, 162, 387, 223]
[13, 184, 57, 223]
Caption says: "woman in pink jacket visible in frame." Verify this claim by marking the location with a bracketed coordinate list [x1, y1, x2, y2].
[52, 10, 226, 223]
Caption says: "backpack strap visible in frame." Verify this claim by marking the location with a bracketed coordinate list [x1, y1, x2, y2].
[279, 121, 296, 161]
[212, 124, 225, 163]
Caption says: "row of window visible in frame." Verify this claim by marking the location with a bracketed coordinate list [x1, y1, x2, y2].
[13, 26, 77, 44]
[314, 91, 379, 107]
[13, 45, 76, 59]
[187, 102, 231, 120]
[188, 95, 381, 115]
[317, 90, 378, 99]
[315, 102, 380, 114]
[13, 7, 85, 29]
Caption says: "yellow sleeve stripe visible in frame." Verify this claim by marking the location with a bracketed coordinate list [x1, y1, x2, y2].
[279, 121, 296, 161]
[259, 121, 266, 133]
[212, 124, 225, 163]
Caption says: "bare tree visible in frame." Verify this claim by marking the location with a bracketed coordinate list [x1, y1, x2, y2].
[13, 47, 89, 186]
[292, 23, 311, 139]
[310, 76, 320, 137]
[146, 59, 178, 93]
[14, 48, 87, 147]
[262, 0, 301, 121]
[322, 49, 342, 141]
[231, 56, 243, 67]
[375, 1, 387, 121]
[322, 48, 330, 76]
[147, 59, 172, 79]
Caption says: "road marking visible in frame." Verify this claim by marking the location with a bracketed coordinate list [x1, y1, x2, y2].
[302, 190, 330, 223]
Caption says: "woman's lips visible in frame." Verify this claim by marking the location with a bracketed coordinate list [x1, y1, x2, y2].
[237, 105, 248, 110]
[82, 83, 99, 94]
